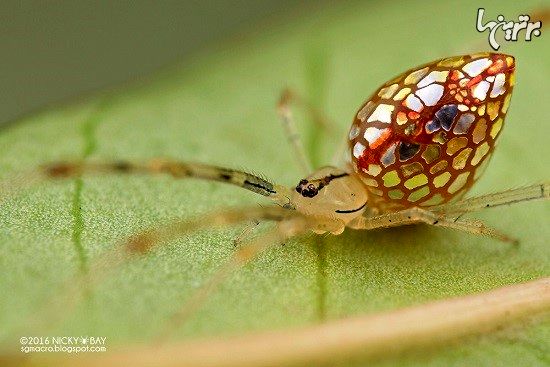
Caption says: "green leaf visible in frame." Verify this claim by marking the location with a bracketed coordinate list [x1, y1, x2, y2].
[1, 1, 548, 365]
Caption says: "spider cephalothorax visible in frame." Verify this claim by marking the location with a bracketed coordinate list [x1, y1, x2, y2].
[292, 167, 369, 226]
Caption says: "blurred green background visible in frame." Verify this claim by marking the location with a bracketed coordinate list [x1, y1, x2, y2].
[0, 0, 320, 125]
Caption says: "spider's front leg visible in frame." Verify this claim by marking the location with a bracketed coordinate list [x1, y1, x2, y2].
[347, 207, 518, 244]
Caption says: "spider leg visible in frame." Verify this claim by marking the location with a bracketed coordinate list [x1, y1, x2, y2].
[102, 205, 343, 265]
[429, 182, 550, 217]
[233, 219, 260, 247]
[156, 214, 321, 340]
[36, 159, 295, 208]
[277, 88, 338, 173]
[435, 218, 518, 244]
[277, 89, 348, 167]
[122, 206, 306, 254]
[278, 88, 336, 136]
[120, 207, 343, 337]
[277, 90, 313, 173]
[26, 206, 342, 336]
[330, 135, 351, 167]
[277, 88, 349, 167]
[347, 207, 517, 244]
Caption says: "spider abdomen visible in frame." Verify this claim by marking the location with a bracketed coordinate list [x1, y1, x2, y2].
[348, 53, 515, 212]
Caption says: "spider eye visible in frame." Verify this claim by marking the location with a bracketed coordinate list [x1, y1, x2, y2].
[295, 179, 319, 198]
[302, 185, 318, 197]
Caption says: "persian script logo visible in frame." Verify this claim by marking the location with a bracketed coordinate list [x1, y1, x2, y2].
[476, 8, 542, 50]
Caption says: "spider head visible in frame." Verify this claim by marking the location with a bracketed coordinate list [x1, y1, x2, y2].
[292, 166, 369, 225]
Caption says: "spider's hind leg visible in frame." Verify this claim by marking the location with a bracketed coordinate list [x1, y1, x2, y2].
[348, 183, 550, 244]
[348, 207, 518, 244]
[429, 182, 550, 217]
